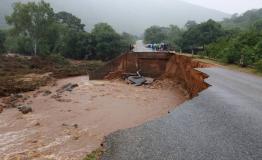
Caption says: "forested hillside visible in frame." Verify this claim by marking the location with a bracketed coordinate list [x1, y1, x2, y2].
[222, 9, 262, 29]
[0, 0, 230, 34]
[0, 1, 135, 60]
[144, 9, 262, 73]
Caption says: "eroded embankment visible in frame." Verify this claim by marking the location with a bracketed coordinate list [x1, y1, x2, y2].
[0, 53, 213, 160]
[163, 54, 212, 97]
[90, 52, 213, 98]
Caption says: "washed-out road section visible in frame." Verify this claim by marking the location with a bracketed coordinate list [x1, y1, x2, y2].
[101, 67, 262, 160]
[133, 40, 153, 52]
[0, 76, 186, 160]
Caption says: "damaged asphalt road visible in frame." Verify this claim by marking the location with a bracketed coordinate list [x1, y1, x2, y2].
[101, 67, 262, 160]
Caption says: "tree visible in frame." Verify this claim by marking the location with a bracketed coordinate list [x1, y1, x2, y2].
[199, 20, 224, 49]
[181, 19, 224, 53]
[91, 23, 123, 60]
[0, 30, 6, 53]
[144, 26, 168, 44]
[58, 29, 93, 59]
[185, 20, 197, 29]
[143, 25, 183, 50]
[167, 25, 183, 49]
[55, 11, 85, 32]
[53, 12, 91, 59]
[221, 8, 262, 30]
[6, 1, 55, 56]
[205, 21, 262, 66]
[252, 20, 262, 31]
[120, 32, 136, 50]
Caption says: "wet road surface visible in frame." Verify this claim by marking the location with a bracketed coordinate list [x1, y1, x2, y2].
[101, 67, 262, 160]
[133, 40, 153, 52]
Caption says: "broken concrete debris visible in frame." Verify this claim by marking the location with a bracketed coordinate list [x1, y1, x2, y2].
[57, 83, 79, 93]
[127, 76, 146, 86]
[11, 93, 24, 99]
[144, 77, 154, 84]
[125, 71, 154, 86]
[103, 69, 155, 86]
[51, 93, 72, 103]
[17, 105, 32, 114]
[2, 93, 29, 109]
[50, 83, 77, 102]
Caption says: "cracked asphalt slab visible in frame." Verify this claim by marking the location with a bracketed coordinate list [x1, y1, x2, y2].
[101, 67, 262, 160]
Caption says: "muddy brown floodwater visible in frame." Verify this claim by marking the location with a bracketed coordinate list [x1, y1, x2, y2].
[0, 76, 187, 160]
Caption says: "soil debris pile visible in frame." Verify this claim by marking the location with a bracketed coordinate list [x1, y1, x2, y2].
[104, 70, 125, 80]
[0, 55, 104, 97]
[0, 73, 55, 97]
[1, 93, 29, 108]
[0, 105, 3, 113]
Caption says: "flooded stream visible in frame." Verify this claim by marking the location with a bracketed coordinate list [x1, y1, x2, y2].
[0, 76, 186, 160]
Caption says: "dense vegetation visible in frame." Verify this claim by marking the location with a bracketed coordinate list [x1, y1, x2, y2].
[222, 9, 262, 30]
[144, 25, 183, 50]
[0, 1, 135, 60]
[0, 30, 6, 53]
[144, 9, 262, 72]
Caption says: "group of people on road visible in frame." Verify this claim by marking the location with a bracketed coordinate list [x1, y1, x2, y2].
[146, 43, 168, 51]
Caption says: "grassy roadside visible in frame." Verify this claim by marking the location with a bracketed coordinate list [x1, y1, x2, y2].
[174, 53, 262, 77]
[193, 57, 262, 77]
[83, 148, 104, 160]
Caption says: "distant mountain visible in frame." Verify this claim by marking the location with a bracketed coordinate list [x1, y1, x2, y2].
[0, 0, 230, 34]
[222, 8, 262, 29]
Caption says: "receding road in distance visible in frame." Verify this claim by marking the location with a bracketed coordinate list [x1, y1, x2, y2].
[133, 40, 153, 52]
[101, 67, 262, 160]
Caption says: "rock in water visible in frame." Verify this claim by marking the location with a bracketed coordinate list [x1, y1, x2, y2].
[0, 105, 3, 113]
[11, 93, 24, 99]
[43, 90, 52, 96]
[57, 83, 79, 93]
[17, 105, 33, 114]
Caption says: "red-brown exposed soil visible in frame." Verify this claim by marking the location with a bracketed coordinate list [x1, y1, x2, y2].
[0, 53, 213, 160]
[163, 54, 213, 97]
[0, 55, 104, 97]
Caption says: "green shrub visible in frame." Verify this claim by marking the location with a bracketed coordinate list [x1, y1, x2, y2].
[255, 60, 262, 72]
[83, 148, 103, 160]
[48, 54, 70, 66]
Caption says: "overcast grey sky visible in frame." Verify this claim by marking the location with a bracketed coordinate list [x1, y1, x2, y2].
[183, 0, 262, 14]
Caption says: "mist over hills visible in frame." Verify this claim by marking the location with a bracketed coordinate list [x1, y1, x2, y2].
[0, 0, 230, 34]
